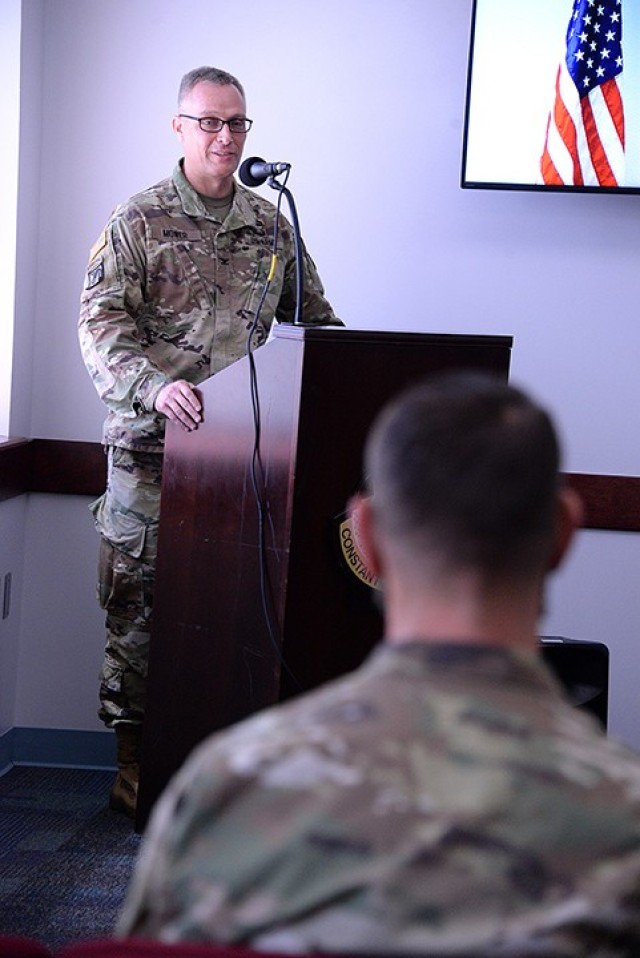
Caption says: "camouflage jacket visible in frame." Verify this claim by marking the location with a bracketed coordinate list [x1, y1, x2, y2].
[78, 163, 340, 452]
[118, 642, 640, 956]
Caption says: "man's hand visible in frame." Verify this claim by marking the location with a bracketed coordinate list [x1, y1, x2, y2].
[155, 380, 202, 431]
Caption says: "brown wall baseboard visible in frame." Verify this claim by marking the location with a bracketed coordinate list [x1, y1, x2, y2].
[1, 439, 638, 533]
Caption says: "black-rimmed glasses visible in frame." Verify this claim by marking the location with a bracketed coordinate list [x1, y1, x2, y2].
[178, 114, 253, 134]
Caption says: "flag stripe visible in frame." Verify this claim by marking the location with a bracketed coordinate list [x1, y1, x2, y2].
[553, 65, 583, 185]
[581, 94, 617, 187]
[602, 77, 625, 145]
[540, 0, 624, 188]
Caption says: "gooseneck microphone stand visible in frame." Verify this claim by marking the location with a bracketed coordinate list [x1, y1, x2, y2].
[265, 174, 304, 326]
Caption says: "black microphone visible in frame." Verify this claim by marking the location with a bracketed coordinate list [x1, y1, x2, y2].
[239, 156, 291, 187]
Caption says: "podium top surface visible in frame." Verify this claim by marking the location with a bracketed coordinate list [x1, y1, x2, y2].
[272, 324, 513, 350]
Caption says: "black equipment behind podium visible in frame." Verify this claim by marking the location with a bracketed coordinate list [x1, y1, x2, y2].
[541, 636, 609, 729]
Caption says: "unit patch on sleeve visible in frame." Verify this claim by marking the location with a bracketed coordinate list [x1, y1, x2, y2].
[85, 259, 105, 290]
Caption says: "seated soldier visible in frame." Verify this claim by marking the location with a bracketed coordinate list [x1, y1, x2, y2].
[118, 372, 640, 956]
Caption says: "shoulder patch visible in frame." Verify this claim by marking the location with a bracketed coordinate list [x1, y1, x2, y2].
[85, 259, 105, 290]
[89, 230, 107, 263]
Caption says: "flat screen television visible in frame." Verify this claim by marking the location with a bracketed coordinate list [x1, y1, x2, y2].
[461, 0, 640, 194]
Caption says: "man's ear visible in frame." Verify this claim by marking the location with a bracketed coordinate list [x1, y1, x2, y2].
[548, 486, 584, 570]
[171, 115, 184, 139]
[347, 493, 383, 579]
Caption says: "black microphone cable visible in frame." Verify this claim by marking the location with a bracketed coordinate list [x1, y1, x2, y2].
[245, 165, 302, 694]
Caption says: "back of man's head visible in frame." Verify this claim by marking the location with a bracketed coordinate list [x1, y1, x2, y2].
[365, 372, 562, 583]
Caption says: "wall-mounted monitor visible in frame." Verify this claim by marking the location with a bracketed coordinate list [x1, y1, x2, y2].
[461, 0, 640, 194]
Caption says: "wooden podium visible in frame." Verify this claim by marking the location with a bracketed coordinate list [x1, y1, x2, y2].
[136, 326, 512, 828]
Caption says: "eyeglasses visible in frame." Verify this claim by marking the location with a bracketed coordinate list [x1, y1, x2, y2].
[178, 114, 253, 134]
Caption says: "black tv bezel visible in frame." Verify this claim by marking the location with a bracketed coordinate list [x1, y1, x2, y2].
[460, 0, 637, 197]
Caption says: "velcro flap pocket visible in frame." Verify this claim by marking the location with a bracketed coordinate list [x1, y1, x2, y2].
[90, 496, 147, 560]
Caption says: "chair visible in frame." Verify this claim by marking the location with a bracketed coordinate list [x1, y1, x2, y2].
[0, 936, 52, 958]
[0, 942, 299, 958]
[57, 942, 268, 958]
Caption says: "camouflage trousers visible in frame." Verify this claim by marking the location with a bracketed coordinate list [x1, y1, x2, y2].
[90, 446, 163, 728]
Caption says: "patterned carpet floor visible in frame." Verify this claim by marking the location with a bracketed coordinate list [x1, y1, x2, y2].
[0, 765, 142, 949]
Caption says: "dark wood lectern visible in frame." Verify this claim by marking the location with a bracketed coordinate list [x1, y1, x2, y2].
[137, 326, 513, 828]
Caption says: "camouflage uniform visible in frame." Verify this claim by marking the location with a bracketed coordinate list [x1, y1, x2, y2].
[118, 643, 640, 956]
[79, 162, 340, 727]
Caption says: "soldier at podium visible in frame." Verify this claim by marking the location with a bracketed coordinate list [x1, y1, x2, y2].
[78, 65, 341, 819]
[118, 373, 640, 955]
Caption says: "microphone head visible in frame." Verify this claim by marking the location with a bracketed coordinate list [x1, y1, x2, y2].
[239, 156, 267, 187]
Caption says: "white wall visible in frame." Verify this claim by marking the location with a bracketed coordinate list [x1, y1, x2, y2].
[0, 0, 29, 737]
[11, 0, 640, 747]
[11, 0, 43, 440]
[0, 0, 21, 438]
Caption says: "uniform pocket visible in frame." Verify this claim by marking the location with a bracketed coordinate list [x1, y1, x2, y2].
[90, 495, 147, 560]
[95, 514, 150, 614]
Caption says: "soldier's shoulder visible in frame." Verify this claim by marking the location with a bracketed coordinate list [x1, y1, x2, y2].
[109, 175, 179, 224]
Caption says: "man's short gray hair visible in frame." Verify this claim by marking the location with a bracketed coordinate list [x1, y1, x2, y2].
[177, 67, 245, 108]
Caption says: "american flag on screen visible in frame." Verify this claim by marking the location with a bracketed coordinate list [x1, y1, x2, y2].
[540, 0, 624, 187]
